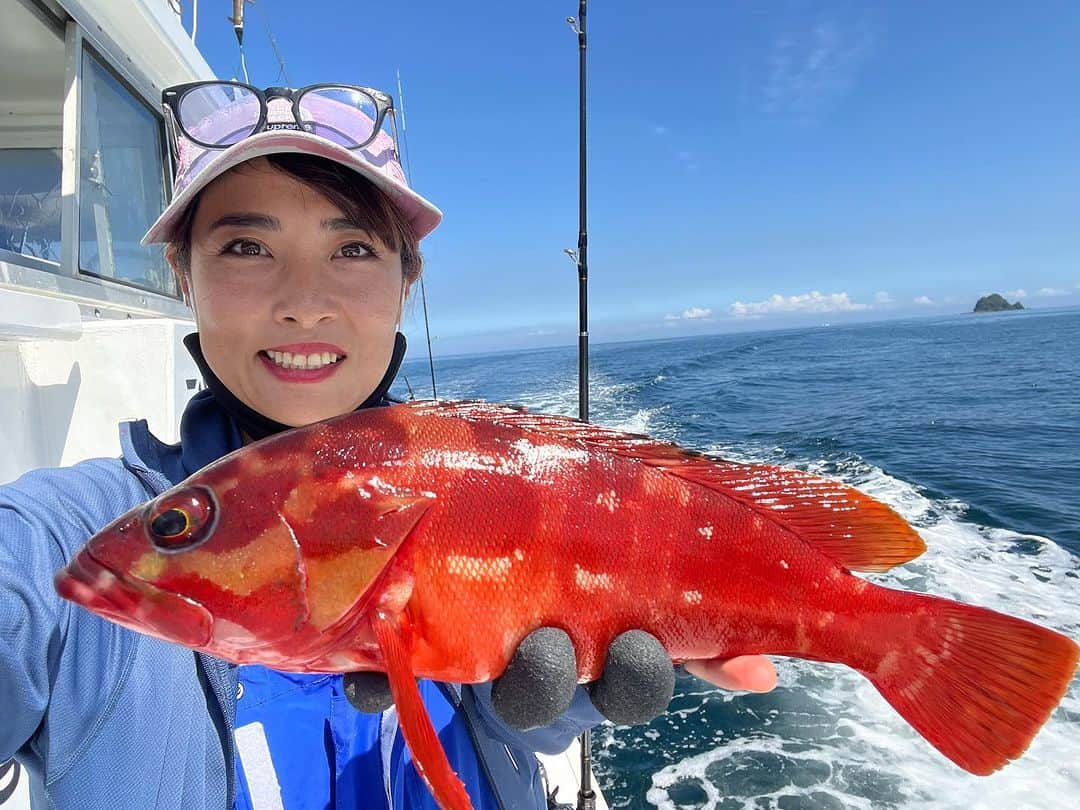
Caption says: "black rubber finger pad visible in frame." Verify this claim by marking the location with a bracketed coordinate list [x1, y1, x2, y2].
[343, 671, 395, 713]
[589, 629, 675, 725]
[491, 627, 578, 731]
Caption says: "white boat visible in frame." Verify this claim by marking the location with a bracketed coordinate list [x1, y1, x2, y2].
[0, 1, 606, 807]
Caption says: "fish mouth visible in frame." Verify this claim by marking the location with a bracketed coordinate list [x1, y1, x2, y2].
[55, 547, 214, 650]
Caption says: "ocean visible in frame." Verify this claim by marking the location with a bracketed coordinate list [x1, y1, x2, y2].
[395, 307, 1080, 810]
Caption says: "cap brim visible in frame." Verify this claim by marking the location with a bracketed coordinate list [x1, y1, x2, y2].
[141, 130, 442, 245]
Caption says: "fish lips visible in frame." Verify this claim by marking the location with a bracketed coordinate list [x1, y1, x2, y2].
[55, 547, 214, 650]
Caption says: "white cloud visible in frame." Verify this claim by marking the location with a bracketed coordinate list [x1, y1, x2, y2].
[873, 291, 892, 305]
[1004, 289, 1028, 300]
[1035, 287, 1068, 297]
[914, 295, 935, 306]
[762, 18, 876, 118]
[665, 306, 713, 321]
[730, 290, 868, 318]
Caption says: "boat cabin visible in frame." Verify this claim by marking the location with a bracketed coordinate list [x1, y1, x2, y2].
[0, 0, 210, 489]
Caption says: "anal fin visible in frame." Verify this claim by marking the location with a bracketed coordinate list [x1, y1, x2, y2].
[373, 609, 474, 810]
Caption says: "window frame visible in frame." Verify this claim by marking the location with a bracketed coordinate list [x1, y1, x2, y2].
[0, 0, 188, 319]
[0, 0, 66, 271]
[75, 40, 176, 298]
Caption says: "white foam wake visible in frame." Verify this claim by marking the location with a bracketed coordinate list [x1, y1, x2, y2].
[490, 369, 674, 439]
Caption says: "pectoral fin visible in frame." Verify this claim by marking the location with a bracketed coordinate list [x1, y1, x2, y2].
[372, 609, 473, 810]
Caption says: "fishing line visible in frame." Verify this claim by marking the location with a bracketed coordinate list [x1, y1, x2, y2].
[254, 1, 291, 85]
[396, 68, 439, 400]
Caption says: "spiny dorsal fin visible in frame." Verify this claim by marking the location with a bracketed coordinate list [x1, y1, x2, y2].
[403, 400, 925, 572]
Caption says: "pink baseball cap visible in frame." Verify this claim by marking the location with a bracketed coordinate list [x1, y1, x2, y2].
[141, 88, 442, 245]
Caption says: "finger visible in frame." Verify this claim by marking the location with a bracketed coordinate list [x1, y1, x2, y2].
[343, 670, 395, 713]
[491, 627, 577, 731]
[683, 655, 777, 693]
[589, 629, 675, 725]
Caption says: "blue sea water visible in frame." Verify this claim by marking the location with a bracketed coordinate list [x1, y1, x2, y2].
[396, 308, 1080, 810]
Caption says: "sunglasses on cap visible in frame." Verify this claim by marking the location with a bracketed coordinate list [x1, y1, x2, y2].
[160, 81, 400, 160]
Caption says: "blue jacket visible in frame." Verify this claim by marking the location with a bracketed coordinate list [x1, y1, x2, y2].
[0, 390, 601, 809]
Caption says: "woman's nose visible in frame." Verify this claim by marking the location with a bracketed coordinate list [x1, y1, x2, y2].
[272, 270, 339, 329]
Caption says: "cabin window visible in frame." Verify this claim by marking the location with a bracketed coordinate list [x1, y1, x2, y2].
[78, 48, 175, 296]
[0, 1, 64, 264]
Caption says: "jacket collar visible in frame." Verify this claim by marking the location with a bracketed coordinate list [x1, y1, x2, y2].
[118, 389, 243, 494]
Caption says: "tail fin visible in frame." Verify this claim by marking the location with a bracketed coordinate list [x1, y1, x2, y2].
[866, 598, 1078, 775]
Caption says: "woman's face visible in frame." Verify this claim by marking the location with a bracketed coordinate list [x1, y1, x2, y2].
[174, 158, 405, 427]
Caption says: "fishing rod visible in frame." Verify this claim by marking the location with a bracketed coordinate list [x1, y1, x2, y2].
[230, 0, 250, 83]
[566, 4, 594, 810]
[569, 2, 589, 427]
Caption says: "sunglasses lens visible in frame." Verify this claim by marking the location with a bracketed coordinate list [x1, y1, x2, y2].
[298, 87, 380, 148]
[178, 84, 261, 146]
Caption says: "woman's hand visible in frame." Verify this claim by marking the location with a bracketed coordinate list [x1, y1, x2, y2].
[683, 655, 777, 693]
[344, 632, 778, 730]
[488, 628, 778, 730]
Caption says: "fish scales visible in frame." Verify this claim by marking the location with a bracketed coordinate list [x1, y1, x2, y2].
[398, 414, 850, 681]
[55, 400, 1080, 810]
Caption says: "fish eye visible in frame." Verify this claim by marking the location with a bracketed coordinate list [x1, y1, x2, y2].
[152, 509, 190, 537]
[145, 486, 218, 553]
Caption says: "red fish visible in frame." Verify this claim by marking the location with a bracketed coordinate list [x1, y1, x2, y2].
[55, 401, 1079, 810]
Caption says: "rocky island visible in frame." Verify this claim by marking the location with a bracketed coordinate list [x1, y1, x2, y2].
[973, 293, 1024, 313]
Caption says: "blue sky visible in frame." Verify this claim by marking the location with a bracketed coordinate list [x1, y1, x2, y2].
[189, 1, 1080, 355]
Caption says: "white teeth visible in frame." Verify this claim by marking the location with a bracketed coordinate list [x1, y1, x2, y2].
[265, 350, 341, 370]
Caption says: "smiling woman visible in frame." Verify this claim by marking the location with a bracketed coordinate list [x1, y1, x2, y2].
[166, 154, 420, 427]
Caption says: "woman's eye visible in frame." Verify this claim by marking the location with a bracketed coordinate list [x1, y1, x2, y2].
[338, 242, 375, 259]
[224, 240, 267, 257]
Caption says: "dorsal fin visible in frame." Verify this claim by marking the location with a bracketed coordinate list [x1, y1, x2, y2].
[403, 400, 925, 572]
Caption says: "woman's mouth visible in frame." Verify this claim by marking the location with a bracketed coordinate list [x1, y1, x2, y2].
[259, 343, 347, 382]
[260, 349, 343, 371]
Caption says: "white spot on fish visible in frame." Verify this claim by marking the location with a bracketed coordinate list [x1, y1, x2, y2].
[682, 590, 703, 605]
[420, 442, 588, 483]
[816, 611, 834, 629]
[877, 650, 901, 679]
[378, 579, 414, 613]
[574, 564, 613, 591]
[513, 548, 525, 561]
[420, 449, 502, 473]
[446, 554, 513, 581]
[595, 489, 618, 512]
[697, 525, 714, 540]
[779, 559, 789, 570]
[368, 475, 410, 496]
